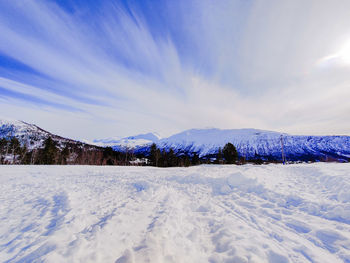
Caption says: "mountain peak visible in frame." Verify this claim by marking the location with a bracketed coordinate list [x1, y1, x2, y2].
[93, 132, 161, 148]
[124, 132, 161, 141]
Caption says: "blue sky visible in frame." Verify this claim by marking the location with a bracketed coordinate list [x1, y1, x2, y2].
[1, 0, 350, 140]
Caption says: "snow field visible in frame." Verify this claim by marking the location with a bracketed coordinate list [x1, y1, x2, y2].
[0, 163, 350, 262]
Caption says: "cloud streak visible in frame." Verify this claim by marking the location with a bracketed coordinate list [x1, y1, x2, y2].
[0, 0, 350, 139]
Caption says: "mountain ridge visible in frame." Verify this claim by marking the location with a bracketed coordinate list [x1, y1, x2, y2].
[109, 127, 350, 162]
[0, 118, 96, 150]
[1, 118, 350, 162]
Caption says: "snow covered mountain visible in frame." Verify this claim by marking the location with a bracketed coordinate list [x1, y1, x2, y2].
[2, 118, 350, 162]
[0, 118, 91, 150]
[94, 132, 161, 150]
[157, 128, 284, 156]
[0, 118, 52, 149]
[132, 128, 350, 162]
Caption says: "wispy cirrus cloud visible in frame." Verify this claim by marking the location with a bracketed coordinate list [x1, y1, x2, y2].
[0, 0, 350, 139]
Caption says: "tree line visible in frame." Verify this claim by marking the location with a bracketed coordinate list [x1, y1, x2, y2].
[1, 136, 266, 166]
[148, 142, 241, 167]
[0, 137, 137, 165]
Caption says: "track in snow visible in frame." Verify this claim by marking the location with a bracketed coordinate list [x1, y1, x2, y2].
[1, 164, 350, 262]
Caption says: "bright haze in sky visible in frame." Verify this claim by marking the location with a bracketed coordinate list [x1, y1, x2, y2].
[0, 0, 350, 140]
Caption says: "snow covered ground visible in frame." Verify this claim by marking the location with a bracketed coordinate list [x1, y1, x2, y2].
[1, 164, 350, 263]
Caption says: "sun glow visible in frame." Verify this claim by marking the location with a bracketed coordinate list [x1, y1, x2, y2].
[335, 39, 350, 64]
[319, 39, 350, 67]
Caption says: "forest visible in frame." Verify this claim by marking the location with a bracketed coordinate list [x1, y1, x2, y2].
[0, 136, 255, 166]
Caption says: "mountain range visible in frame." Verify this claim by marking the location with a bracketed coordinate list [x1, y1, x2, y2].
[1, 118, 350, 162]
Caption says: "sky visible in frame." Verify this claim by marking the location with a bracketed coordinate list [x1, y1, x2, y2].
[1, 0, 350, 140]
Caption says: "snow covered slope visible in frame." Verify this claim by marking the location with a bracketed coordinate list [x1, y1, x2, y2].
[158, 128, 285, 156]
[1, 164, 350, 262]
[94, 132, 161, 150]
[0, 118, 93, 150]
[135, 128, 350, 162]
[0, 118, 53, 149]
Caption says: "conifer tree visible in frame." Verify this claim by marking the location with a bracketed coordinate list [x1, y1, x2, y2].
[156, 148, 161, 166]
[41, 137, 58, 164]
[149, 143, 157, 166]
[223, 143, 238, 164]
[0, 138, 7, 164]
[149, 143, 161, 166]
[10, 137, 21, 163]
[168, 148, 176, 167]
[103, 147, 115, 165]
[217, 147, 223, 164]
[192, 153, 200, 165]
[61, 145, 70, 164]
